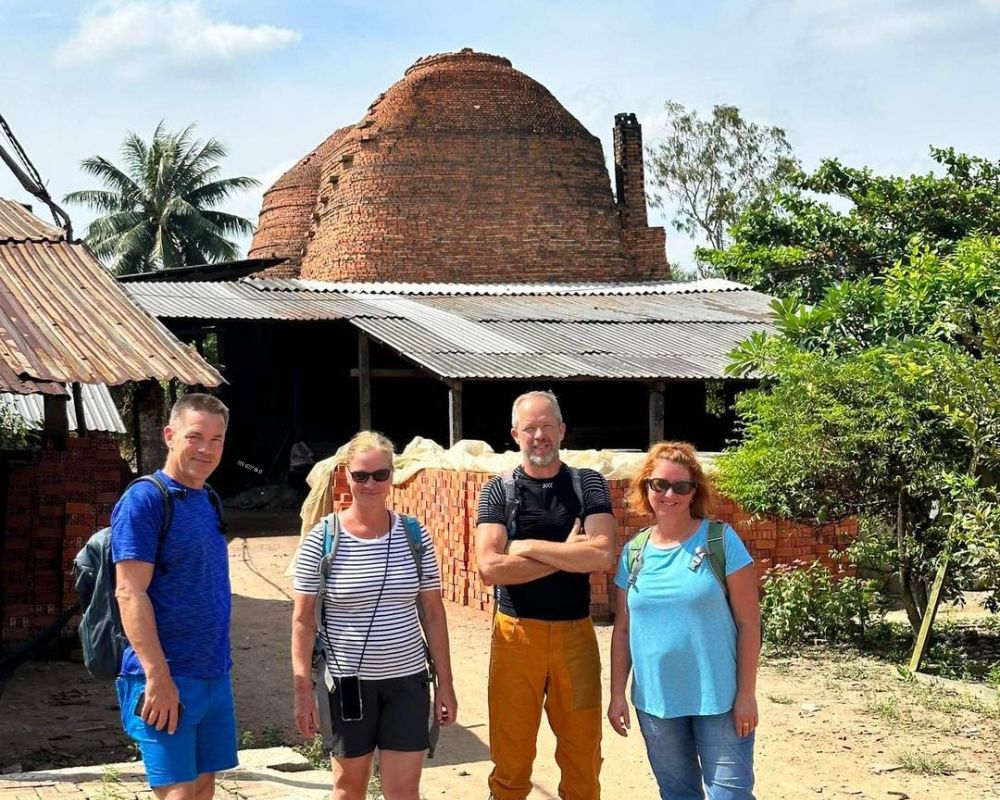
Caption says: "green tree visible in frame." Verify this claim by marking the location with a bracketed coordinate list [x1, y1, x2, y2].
[0, 403, 29, 449]
[646, 101, 797, 260]
[717, 238, 1000, 631]
[703, 148, 1000, 302]
[65, 122, 259, 275]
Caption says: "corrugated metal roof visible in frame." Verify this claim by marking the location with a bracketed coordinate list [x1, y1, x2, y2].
[249, 277, 750, 296]
[0, 201, 223, 391]
[0, 383, 126, 432]
[0, 199, 65, 242]
[121, 281, 397, 320]
[122, 276, 774, 380]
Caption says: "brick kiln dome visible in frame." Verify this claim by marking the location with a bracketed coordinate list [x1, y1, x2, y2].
[249, 49, 667, 282]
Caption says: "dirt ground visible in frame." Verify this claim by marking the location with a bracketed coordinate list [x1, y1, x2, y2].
[2, 510, 999, 799]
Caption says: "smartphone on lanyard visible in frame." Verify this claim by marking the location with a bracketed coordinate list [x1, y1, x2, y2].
[339, 674, 363, 722]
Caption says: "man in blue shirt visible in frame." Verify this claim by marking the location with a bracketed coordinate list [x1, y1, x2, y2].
[111, 393, 234, 800]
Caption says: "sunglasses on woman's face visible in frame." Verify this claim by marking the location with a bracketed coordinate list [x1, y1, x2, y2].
[645, 478, 696, 496]
[349, 468, 392, 483]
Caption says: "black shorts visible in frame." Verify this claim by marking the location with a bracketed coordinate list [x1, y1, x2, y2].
[327, 671, 430, 758]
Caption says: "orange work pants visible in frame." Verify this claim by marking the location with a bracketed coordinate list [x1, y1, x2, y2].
[488, 611, 602, 800]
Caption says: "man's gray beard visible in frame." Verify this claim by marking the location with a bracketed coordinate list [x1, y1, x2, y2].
[525, 447, 558, 467]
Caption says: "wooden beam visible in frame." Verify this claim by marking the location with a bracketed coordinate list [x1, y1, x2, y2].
[447, 380, 463, 446]
[358, 331, 372, 430]
[349, 368, 427, 379]
[71, 382, 88, 437]
[908, 549, 951, 673]
[43, 393, 69, 447]
[648, 381, 665, 444]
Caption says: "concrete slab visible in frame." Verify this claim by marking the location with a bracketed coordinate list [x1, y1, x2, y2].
[0, 747, 334, 800]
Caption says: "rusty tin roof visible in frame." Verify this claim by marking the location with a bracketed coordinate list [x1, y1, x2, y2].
[0, 199, 222, 392]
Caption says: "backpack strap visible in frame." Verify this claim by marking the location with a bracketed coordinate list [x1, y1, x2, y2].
[501, 470, 519, 539]
[314, 513, 341, 636]
[625, 526, 654, 593]
[400, 515, 441, 757]
[128, 475, 173, 546]
[705, 521, 729, 598]
[401, 515, 425, 584]
[567, 466, 584, 514]
[204, 482, 228, 535]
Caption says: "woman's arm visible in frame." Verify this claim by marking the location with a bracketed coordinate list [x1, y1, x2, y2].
[419, 590, 458, 725]
[727, 564, 761, 737]
[607, 585, 633, 737]
[291, 592, 320, 739]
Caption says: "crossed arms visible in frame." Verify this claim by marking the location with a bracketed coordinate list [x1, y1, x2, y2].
[475, 512, 616, 586]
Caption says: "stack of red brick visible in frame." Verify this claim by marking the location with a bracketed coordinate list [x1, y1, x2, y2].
[326, 465, 857, 623]
[1, 436, 125, 653]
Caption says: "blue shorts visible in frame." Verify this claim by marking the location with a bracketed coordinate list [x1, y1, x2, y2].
[116, 673, 238, 788]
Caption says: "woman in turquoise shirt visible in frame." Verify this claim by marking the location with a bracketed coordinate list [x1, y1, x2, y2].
[608, 441, 761, 800]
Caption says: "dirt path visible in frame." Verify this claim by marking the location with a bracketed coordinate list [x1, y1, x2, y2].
[2, 514, 999, 799]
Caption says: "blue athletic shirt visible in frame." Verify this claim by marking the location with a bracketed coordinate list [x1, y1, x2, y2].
[613, 520, 752, 719]
[111, 470, 232, 679]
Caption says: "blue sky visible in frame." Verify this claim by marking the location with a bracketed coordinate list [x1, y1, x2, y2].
[2, 0, 999, 270]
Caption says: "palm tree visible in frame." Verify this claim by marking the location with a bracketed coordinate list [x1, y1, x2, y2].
[65, 122, 260, 275]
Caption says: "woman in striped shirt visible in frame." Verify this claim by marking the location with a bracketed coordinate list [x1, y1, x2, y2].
[291, 431, 457, 799]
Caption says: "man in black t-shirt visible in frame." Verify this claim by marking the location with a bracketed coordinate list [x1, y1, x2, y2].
[476, 390, 616, 800]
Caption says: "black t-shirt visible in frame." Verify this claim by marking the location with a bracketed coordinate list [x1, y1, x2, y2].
[476, 464, 613, 621]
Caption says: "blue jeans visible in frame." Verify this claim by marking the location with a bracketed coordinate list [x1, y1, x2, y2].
[636, 709, 756, 800]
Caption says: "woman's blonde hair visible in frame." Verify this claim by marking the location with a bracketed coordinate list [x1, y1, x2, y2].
[345, 430, 395, 468]
[627, 441, 715, 519]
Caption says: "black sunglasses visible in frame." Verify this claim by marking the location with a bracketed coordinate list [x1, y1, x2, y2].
[645, 478, 696, 496]
[349, 468, 392, 483]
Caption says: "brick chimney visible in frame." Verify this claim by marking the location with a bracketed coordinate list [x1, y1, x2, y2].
[613, 113, 669, 278]
[614, 112, 647, 228]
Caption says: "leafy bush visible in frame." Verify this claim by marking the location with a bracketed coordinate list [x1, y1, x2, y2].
[0, 404, 29, 449]
[760, 560, 881, 646]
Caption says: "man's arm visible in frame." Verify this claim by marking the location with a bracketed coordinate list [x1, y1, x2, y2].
[476, 522, 558, 586]
[115, 560, 179, 734]
[506, 511, 616, 573]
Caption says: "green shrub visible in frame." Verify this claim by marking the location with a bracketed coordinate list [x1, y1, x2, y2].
[760, 559, 881, 646]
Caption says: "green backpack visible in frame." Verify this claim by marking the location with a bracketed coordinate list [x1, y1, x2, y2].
[625, 520, 729, 597]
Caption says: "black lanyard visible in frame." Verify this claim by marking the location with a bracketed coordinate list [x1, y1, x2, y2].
[327, 515, 393, 676]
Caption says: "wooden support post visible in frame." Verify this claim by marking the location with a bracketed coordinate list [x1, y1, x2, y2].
[71, 382, 88, 436]
[358, 331, 372, 430]
[908, 548, 952, 673]
[43, 393, 69, 448]
[648, 381, 665, 444]
[447, 380, 463, 446]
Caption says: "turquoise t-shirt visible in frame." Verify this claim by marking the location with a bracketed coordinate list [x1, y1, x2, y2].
[613, 520, 752, 719]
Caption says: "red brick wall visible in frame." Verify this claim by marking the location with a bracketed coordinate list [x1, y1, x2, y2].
[1, 436, 126, 652]
[327, 465, 857, 623]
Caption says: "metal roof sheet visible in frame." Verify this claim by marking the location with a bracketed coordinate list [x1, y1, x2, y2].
[121, 281, 397, 320]
[416, 292, 775, 323]
[122, 277, 774, 380]
[0, 383, 126, 432]
[0, 235, 222, 389]
[0, 199, 65, 242]
[248, 277, 750, 296]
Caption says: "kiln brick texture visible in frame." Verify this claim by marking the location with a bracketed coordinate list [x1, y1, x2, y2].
[326, 465, 857, 623]
[250, 49, 669, 283]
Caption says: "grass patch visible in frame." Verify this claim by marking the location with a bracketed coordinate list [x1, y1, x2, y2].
[239, 725, 286, 749]
[294, 735, 329, 770]
[97, 767, 127, 800]
[767, 694, 794, 705]
[895, 749, 954, 776]
[864, 692, 904, 722]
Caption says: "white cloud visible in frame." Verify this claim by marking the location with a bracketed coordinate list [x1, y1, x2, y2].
[776, 0, 962, 49]
[55, 1, 299, 69]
